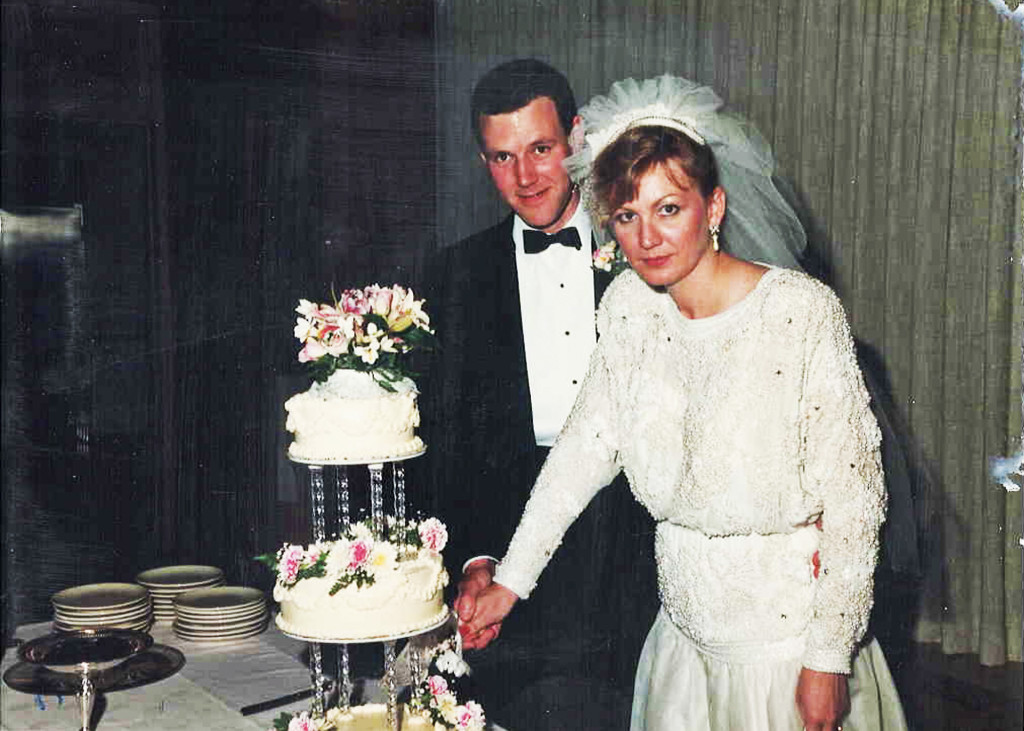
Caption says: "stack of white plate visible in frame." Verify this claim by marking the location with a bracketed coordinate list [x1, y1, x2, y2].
[51, 582, 152, 632]
[172, 586, 268, 642]
[135, 565, 225, 623]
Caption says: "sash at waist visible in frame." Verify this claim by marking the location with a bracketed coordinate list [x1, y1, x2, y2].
[654, 523, 819, 651]
[686, 625, 805, 664]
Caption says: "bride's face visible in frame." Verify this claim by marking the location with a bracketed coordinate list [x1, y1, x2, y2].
[610, 162, 725, 291]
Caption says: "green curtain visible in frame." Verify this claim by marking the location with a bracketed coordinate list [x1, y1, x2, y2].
[435, 0, 1023, 665]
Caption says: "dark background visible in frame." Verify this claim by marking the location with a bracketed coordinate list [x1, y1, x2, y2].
[2, 0, 439, 638]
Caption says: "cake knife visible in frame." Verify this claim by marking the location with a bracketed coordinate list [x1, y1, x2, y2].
[239, 687, 315, 716]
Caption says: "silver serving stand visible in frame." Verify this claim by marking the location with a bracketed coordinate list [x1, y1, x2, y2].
[4, 629, 182, 731]
[285, 449, 441, 730]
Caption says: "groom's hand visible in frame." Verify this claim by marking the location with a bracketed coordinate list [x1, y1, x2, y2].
[455, 559, 501, 649]
[463, 582, 518, 650]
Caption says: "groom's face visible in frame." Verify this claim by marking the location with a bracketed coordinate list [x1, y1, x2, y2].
[478, 96, 578, 233]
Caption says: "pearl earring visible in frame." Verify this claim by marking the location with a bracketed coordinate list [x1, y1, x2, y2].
[710, 224, 720, 252]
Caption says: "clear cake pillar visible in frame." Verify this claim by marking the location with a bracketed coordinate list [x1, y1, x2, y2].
[293, 454, 442, 730]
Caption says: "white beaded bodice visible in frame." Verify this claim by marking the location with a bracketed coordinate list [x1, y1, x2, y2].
[493, 268, 885, 674]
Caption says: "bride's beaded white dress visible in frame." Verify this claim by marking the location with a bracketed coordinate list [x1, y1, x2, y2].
[495, 268, 908, 730]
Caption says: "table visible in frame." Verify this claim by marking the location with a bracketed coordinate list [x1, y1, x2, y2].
[2, 620, 322, 730]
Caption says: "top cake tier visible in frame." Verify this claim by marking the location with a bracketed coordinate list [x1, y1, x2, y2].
[285, 370, 426, 465]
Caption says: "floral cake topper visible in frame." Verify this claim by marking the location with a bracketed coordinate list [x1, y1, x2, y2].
[293, 284, 436, 390]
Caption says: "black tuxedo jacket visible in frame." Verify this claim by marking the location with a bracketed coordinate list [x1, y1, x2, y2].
[419, 215, 544, 564]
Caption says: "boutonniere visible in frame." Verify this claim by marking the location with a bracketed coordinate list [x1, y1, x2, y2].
[592, 241, 630, 276]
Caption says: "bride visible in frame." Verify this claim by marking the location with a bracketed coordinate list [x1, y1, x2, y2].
[464, 76, 908, 731]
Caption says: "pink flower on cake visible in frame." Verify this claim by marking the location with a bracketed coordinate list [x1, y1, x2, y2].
[340, 289, 370, 315]
[304, 544, 324, 566]
[348, 539, 372, 570]
[298, 339, 327, 363]
[427, 675, 449, 696]
[454, 703, 485, 730]
[418, 518, 449, 553]
[323, 334, 349, 358]
[370, 286, 393, 317]
[286, 712, 317, 731]
[280, 545, 305, 583]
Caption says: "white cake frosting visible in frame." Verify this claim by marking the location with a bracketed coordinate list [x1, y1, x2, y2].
[274, 549, 448, 641]
[284, 370, 425, 463]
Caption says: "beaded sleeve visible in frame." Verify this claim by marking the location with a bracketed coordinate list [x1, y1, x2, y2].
[799, 287, 886, 674]
[493, 337, 622, 599]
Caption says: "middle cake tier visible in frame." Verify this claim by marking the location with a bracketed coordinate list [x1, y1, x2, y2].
[265, 516, 450, 642]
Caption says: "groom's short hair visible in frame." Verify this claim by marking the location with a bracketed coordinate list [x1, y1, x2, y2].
[471, 59, 577, 149]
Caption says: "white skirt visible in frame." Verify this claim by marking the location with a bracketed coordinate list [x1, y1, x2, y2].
[630, 609, 908, 731]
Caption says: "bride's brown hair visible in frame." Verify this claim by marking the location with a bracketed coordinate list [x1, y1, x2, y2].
[591, 125, 719, 223]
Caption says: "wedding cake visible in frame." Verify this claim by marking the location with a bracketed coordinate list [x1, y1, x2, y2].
[284, 285, 435, 463]
[263, 518, 449, 641]
[269, 285, 485, 731]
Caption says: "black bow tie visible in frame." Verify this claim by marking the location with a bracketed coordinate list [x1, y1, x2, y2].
[523, 226, 582, 254]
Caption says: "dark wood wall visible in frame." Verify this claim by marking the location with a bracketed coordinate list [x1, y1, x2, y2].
[2, 0, 437, 639]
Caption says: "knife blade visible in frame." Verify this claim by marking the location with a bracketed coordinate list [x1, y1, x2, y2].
[240, 687, 315, 716]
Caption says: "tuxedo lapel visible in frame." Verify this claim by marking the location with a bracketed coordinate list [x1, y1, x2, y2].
[490, 216, 535, 437]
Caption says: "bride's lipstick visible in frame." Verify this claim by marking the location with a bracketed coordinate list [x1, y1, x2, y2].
[642, 255, 672, 267]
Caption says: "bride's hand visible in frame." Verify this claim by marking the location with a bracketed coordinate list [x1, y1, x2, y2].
[461, 582, 518, 650]
[795, 667, 849, 731]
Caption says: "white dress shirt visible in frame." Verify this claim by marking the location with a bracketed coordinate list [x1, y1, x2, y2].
[513, 203, 597, 447]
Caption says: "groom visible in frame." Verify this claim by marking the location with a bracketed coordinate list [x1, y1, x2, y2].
[419, 59, 656, 727]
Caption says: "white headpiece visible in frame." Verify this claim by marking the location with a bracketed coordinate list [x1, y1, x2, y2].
[565, 75, 806, 270]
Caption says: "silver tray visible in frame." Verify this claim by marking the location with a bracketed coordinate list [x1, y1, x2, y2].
[18, 629, 153, 672]
[4, 644, 185, 695]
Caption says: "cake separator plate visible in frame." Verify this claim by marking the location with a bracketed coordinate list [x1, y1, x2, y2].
[287, 446, 426, 467]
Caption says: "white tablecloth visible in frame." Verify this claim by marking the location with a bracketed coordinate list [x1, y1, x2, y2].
[2, 620, 324, 730]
